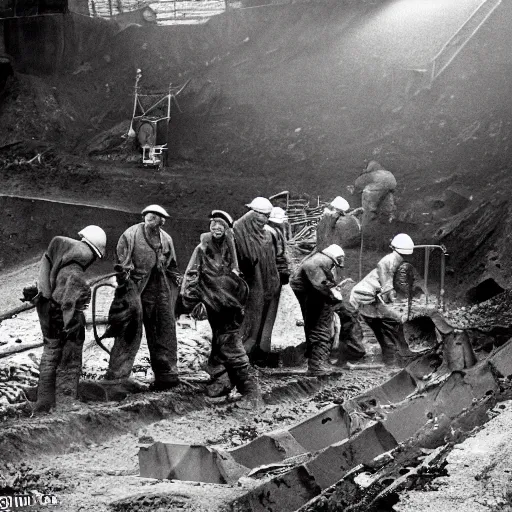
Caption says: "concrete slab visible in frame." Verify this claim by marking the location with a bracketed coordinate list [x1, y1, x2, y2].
[138, 442, 224, 483]
[231, 466, 321, 512]
[229, 430, 306, 469]
[304, 422, 398, 489]
[288, 404, 351, 453]
[488, 337, 512, 377]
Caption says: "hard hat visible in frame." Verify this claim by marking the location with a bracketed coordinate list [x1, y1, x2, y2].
[78, 225, 107, 259]
[330, 196, 350, 212]
[390, 233, 414, 255]
[245, 197, 273, 214]
[322, 244, 345, 264]
[141, 204, 170, 218]
[269, 207, 288, 224]
[209, 210, 234, 228]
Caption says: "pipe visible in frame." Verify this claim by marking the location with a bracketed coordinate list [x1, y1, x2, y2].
[440, 251, 446, 312]
[91, 281, 117, 355]
[424, 247, 430, 305]
[412, 245, 449, 308]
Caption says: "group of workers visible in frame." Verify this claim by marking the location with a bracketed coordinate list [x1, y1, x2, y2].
[30, 159, 416, 413]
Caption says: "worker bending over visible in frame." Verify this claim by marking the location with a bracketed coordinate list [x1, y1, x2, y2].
[291, 244, 345, 376]
[105, 205, 181, 390]
[33, 225, 107, 412]
[350, 233, 416, 366]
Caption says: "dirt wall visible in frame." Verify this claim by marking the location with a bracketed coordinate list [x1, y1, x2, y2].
[4, 14, 115, 74]
[0, 195, 204, 273]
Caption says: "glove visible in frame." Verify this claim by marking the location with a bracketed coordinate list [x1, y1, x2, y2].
[326, 288, 343, 304]
[21, 285, 39, 303]
[380, 289, 396, 304]
[114, 264, 130, 284]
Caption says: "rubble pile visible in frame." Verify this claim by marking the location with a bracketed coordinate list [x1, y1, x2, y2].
[0, 361, 39, 406]
[177, 334, 211, 372]
[444, 289, 512, 329]
[0, 462, 69, 495]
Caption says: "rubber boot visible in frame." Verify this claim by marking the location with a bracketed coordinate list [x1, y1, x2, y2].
[152, 372, 180, 391]
[55, 334, 84, 408]
[228, 364, 262, 409]
[205, 368, 233, 398]
[307, 342, 333, 376]
[34, 338, 62, 413]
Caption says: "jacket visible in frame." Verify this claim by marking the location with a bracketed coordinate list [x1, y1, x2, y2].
[349, 251, 403, 319]
[290, 252, 341, 301]
[116, 223, 179, 292]
[38, 236, 96, 299]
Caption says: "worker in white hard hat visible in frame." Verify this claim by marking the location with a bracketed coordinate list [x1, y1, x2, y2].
[29, 225, 107, 412]
[290, 244, 346, 376]
[349, 233, 416, 366]
[104, 204, 182, 390]
[181, 210, 260, 405]
[349, 160, 397, 225]
[251, 206, 292, 366]
[233, 197, 281, 363]
[316, 196, 361, 252]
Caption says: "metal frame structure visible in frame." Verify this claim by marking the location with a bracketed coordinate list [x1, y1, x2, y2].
[128, 70, 190, 168]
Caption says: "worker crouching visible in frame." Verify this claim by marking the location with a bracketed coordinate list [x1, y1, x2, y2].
[181, 210, 261, 404]
[349, 233, 416, 367]
[291, 244, 345, 376]
[104, 205, 181, 390]
[33, 225, 107, 412]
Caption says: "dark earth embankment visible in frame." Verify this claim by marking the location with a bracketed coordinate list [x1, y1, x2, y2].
[1, 0, 512, 300]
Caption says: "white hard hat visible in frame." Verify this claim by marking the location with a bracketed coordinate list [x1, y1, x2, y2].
[269, 207, 288, 224]
[141, 204, 170, 218]
[322, 244, 345, 264]
[245, 197, 273, 214]
[330, 196, 350, 212]
[78, 225, 107, 259]
[391, 233, 414, 255]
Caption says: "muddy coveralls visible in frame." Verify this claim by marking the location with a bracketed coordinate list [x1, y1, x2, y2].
[255, 223, 291, 363]
[105, 223, 180, 388]
[233, 211, 281, 364]
[354, 161, 397, 225]
[349, 251, 414, 366]
[181, 231, 258, 398]
[35, 236, 97, 412]
[290, 252, 343, 374]
[315, 211, 366, 363]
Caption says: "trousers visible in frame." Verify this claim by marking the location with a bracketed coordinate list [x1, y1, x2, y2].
[106, 268, 178, 382]
[362, 315, 412, 364]
[35, 297, 85, 411]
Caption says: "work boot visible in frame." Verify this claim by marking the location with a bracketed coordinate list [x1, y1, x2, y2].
[152, 372, 180, 391]
[55, 336, 84, 407]
[205, 370, 234, 398]
[229, 365, 263, 409]
[33, 338, 62, 413]
[307, 342, 334, 376]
